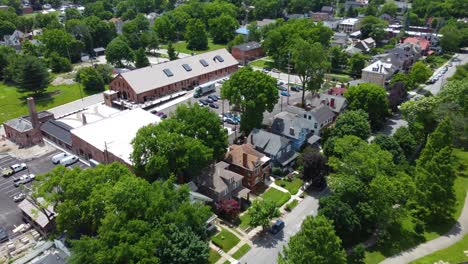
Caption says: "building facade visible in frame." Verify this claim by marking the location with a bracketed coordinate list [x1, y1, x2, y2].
[231, 42, 264, 64]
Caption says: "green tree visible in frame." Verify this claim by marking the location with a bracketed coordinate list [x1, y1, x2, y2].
[0, 20, 15, 36]
[347, 244, 366, 264]
[291, 39, 329, 106]
[400, 96, 439, 137]
[279, 215, 346, 264]
[439, 25, 462, 52]
[221, 67, 278, 133]
[40, 29, 84, 62]
[390, 72, 416, 90]
[247, 23, 262, 42]
[249, 200, 280, 230]
[345, 83, 389, 130]
[348, 53, 367, 76]
[131, 122, 213, 182]
[105, 37, 134, 67]
[302, 148, 328, 189]
[15, 16, 34, 33]
[330, 46, 348, 71]
[153, 15, 176, 42]
[227, 35, 245, 52]
[410, 61, 432, 84]
[47, 52, 72, 73]
[393, 127, 418, 159]
[380, 1, 398, 16]
[185, 19, 208, 51]
[167, 41, 178, 60]
[76, 67, 105, 91]
[372, 134, 406, 164]
[134, 48, 150, 68]
[332, 110, 371, 140]
[8, 55, 50, 94]
[65, 7, 82, 20]
[359, 16, 387, 43]
[208, 14, 239, 44]
[0, 46, 15, 80]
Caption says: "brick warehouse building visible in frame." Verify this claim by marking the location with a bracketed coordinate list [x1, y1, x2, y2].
[231, 42, 264, 65]
[109, 49, 238, 103]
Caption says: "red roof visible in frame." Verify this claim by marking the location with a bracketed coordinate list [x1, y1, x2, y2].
[328, 87, 347, 96]
[403, 37, 430, 51]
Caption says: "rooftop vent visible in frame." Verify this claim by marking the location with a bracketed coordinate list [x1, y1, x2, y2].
[163, 68, 173, 77]
[199, 59, 209, 67]
[214, 55, 224, 62]
[182, 64, 192, 71]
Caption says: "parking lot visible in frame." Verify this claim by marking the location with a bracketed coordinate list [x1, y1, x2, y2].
[0, 150, 87, 238]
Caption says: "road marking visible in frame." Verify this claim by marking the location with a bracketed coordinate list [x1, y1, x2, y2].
[0, 157, 15, 166]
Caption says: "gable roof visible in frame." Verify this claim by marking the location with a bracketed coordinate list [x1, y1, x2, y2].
[41, 120, 73, 146]
[225, 144, 268, 170]
[249, 129, 291, 156]
[197, 161, 243, 193]
[311, 105, 335, 124]
[403, 37, 430, 50]
[117, 49, 238, 95]
[306, 93, 347, 113]
[271, 111, 310, 139]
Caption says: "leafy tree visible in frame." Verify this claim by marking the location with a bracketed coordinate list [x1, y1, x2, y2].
[251, 0, 282, 19]
[33, 164, 211, 263]
[170, 103, 228, 159]
[21, 40, 40, 57]
[372, 134, 405, 164]
[390, 72, 416, 90]
[332, 110, 371, 140]
[131, 122, 213, 182]
[208, 14, 239, 44]
[145, 31, 159, 55]
[227, 35, 245, 52]
[83, 16, 116, 49]
[393, 127, 418, 159]
[221, 67, 278, 133]
[65, 7, 81, 20]
[330, 46, 348, 71]
[345, 6, 358, 17]
[279, 215, 346, 264]
[185, 19, 208, 51]
[400, 96, 438, 137]
[167, 41, 178, 61]
[153, 15, 176, 42]
[359, 16, 387, 43]
[105, 37, 134, 67]
[76, 67, 105, 91]
[217, 199, 240, 219]
[0, 46, 15, 80]
[292, 39, 329, 106]
[388, 81, 407, 111]
[94, 64, 113, 84]
[319, 195, 361, 242]
[380, 1, 398, 16]
[347, 244, 366, 264]
[439, 25, 462, 52]
[247, 23, 262, 42]
[48, 52, 72, 73]
[8, 55, 50, 94]
[0, 20, 15, 37]
[302, 147, 328, 189]
[345, 83, 389, 130]
[134, 48, 150, 68]
[15, 16, 34, 33]
[249, 200, 280, 230]
[40, 29, 84, 62]
[410, 61, 432, 84]
[348, 53, 367, 76]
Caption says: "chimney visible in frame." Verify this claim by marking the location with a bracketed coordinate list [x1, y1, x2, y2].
[330, 98, 335, 108]
[242, 153, 248, 168]
[82, 113, 87, 125]
[289, 127, 295, 136]
[380, 64, 383, 73]
[27, 97, 39, 129]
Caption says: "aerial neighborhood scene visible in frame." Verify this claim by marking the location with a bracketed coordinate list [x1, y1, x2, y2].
[0, 0, 467, 263]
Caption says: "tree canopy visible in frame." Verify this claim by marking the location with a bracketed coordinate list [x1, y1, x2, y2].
[249, 200, 280, 230]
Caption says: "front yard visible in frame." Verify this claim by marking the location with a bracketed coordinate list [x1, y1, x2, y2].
[262, 187, 291, 207]
[211, 228, 240, 253]
[276, 177, 303, 195]
[209, 249, 222, 263]
[232, 243, 252, 260]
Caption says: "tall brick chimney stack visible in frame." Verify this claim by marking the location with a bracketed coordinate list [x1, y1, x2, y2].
[27, 97, 39, 129]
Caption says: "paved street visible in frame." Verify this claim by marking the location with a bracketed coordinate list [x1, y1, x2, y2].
[240, 190, 326, 264]
[0, 151, 87, 238]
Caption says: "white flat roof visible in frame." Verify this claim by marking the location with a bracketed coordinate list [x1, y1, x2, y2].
[340, 18, 359, 25]
[71, 108, 160, 164]
[57, 103, 121, 129]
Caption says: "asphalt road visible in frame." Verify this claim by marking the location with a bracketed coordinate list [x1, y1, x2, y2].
[240, 190, 326, 264]
[0, 150, 87, 239]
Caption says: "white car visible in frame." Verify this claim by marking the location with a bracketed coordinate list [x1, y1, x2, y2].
[10, 163, 27, 173]
[13, 174, 35, 182]
[13, 193, 26, 202]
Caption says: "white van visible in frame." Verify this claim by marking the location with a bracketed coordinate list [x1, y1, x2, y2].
[59, 155, 78, 166]
[51, 152, 70, 164]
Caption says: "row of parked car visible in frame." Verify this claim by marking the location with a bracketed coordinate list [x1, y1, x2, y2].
[198, 94, 220, 109]
[51, 152, 79, 166]
[427, 66, 449, 84]
[220, 112, 241, 125]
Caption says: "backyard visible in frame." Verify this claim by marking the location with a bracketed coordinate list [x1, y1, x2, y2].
[211, 228, 240, 253]
[0, 82, 98, 124]
[161, 38, 227, 55]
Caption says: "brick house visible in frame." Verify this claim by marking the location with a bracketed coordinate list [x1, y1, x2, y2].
[108, 49, 238, 103]
[403, 37, 431, 56]
[224, 144, 271, 190]
[231, 42, 264, 65]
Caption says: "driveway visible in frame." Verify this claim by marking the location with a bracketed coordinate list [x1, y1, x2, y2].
[381, 193, 468, 264]
[240, 190, 325, 264]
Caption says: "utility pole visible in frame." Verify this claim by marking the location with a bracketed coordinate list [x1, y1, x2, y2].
[287, 51, 291, 105]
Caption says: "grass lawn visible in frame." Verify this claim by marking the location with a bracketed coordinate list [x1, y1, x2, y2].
[285, 199, 299, 212]
[426, 53, 453, 69]
[275, 177, 303, 195]
[212, 228, 240, 253]
[411, 235, 468, 264]
[209, 249, 222, 264]
[249, 58, 275, 69]
[161, 38, 227, 55]
[232, 243, 252, 260]
[239, 213, 251, 230]
[0, 82, 98, 124]
[365, 149, 468, 264]
[262, 188, 291, 207]
[324, 73, 353, 83]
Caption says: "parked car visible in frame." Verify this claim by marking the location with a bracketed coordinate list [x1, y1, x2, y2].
[281, 91, 291, 97]
[199, 99, 208, 105]
[277, 85, 287, 91]
[10, 163, 27, 173]
[14, 174, 35, 187]
[0, 227, 8, 243]
[209, 103, 219, 109]
[225, 118, 239, 125]
[262, 67, 270, 73]
[270, 220, 285, 234]
[208, 95, 218, 102]
[1, 167, 13, 177]
[59, 155, 79, 167]
[277, 80, 285, 86]
[155, 111, 167, 119]
[13, 174, 35, 182]
[51, 152, 70, 164]
[206, 98, 214, 104]
[290, 85, 302, 92]
[13, 193, 26, 202]
[272, 68, 280, 73]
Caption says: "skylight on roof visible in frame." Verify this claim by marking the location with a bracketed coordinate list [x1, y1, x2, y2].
[163, 68, 173, 77]
[199, 59, 209, 67]
[214, 55, 224, 62]
[182, 64, 192, 71]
